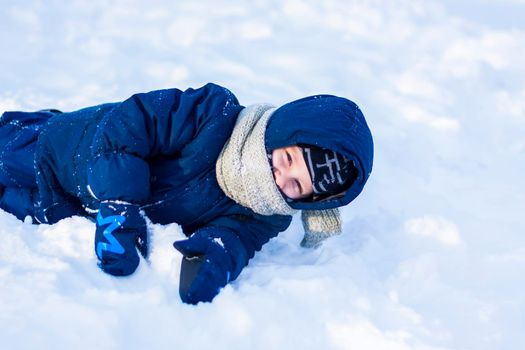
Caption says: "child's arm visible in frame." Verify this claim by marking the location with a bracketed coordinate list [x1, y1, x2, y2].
[173, 213, 292, 304]
[88, 83, 242, 202]
[88, 83, 242, 276]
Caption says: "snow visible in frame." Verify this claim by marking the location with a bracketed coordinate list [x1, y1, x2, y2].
[1, 0, 524, 349]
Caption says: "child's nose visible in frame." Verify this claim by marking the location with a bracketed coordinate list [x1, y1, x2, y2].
[273, 168, 286, 190]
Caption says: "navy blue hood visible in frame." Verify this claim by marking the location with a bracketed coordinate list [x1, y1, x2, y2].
[265, 95, 374, 210]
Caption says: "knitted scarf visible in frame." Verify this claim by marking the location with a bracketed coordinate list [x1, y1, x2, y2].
[216, 104, 342, 248]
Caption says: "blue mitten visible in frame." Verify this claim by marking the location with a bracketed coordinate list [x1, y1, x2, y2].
[95, 201, 148, 276]
[173, 232, 235, 304]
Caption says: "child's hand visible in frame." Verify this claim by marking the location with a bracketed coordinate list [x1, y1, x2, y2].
[173, 234, 234, 304]
[94, 201, 148, 276]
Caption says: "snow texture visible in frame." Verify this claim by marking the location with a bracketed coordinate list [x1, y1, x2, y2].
[1, 0, 524, 349]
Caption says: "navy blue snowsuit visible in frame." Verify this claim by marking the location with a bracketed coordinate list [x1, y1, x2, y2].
[0, 83, 373, 303]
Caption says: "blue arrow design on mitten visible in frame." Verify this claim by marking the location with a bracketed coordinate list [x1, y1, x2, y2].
[96, 212, 126, 259]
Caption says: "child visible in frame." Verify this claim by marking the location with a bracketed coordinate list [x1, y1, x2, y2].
[0, 83, 373, 304]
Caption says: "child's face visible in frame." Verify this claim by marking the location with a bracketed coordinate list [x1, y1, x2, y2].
[271, 145, 313, 199]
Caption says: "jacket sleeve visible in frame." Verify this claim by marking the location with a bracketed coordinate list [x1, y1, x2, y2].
[189, 213, 293, 280]
[87, 83, 242, 202]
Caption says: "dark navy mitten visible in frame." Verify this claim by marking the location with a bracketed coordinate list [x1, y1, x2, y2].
[173, 232, 236, 304]
[95, 201, 148, 276]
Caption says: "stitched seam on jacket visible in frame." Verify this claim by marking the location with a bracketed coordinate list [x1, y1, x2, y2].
[0, 121, 23, 187]
[71, 123, 90, 196]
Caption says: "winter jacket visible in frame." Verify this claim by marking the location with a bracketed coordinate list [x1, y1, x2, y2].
[30, 83, 290, 278]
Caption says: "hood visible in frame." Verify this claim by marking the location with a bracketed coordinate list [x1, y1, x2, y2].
[264, 95, 374, 211]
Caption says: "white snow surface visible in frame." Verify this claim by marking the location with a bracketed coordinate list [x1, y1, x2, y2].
[1, 1, 524, 349]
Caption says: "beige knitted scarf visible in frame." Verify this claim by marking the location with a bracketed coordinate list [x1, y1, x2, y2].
[216, 104, 342, 248]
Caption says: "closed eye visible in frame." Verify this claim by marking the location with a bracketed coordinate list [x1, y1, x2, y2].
[286, 152, 292, 165]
